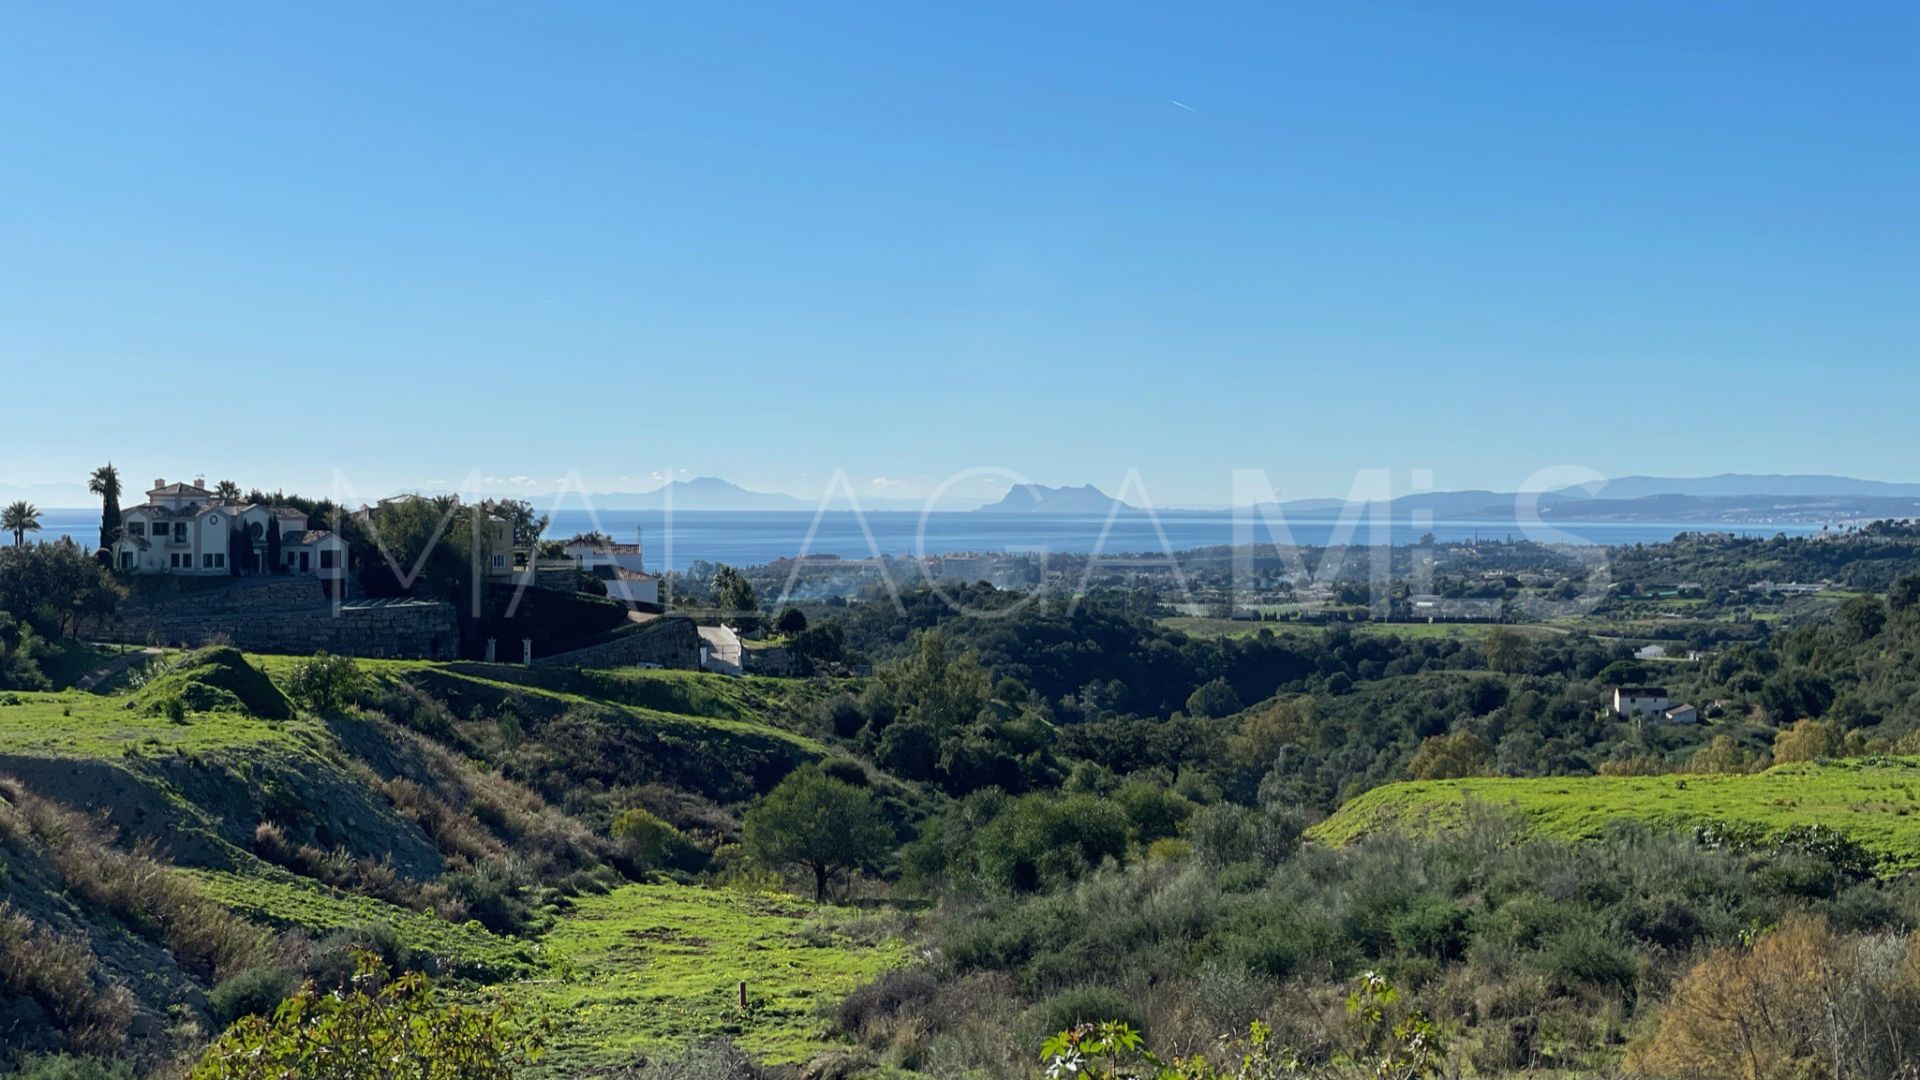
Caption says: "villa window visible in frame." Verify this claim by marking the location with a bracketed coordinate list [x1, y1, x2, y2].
[173, 523, 188, 542]
[127, 521, 146, 538]
[320, 549, 338, 569]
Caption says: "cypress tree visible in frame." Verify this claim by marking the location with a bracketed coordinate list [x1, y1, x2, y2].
[88, 464, 122, 552]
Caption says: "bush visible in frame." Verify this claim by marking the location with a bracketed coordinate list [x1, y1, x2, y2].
[1631, 916, 1920, 1080]
[284, 652, 368, 714]
[835, 968, 939, 1044]
[208, 966, 297, 1027]
[613, 1039, 764, 1079]
[967, 793, 1129, 893]
[611, 807, 682, 873]
[191, 955, 544, 1079]
[1025, 985, 1142, 1043]
[1388, 895, 1472, 962]
[7, 1055, 135, 1080]
[1536, 921, 1637, 994]
[1186, 802, 1304, 869]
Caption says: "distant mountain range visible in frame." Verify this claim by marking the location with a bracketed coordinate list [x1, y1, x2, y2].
[6, 472, 1918, 523]
[976, 484, 1140, 514]
[1262, 474, 1920, 523]
[584, 477, 953, 512]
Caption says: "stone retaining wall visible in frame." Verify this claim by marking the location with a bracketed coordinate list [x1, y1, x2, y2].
[96, 579, 460, 659]
[531, 616, 701, 670]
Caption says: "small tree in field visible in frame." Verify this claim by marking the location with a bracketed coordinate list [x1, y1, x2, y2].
[285, 653, 367, 713]
[742, 765, 890, 902]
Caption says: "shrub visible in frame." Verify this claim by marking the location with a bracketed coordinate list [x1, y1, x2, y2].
[7, 1055, 135, 1080]
[967, 793, 1129, 894]
[820, 694, 866, 739]
[835, 968, 939, 1044]
[442, 858, 535, 935]
[614, 1039, 765, 1079]
[208, 966, 297, 1026]
[284, 652, 368, 714]
[191, 955, 545, 1079]
[1630, 916, 1920, 1080]
[1186, 802, 1304, 869]
[1025, 985, 1142, 1043]
[611, 807, 681, 873]
[1536, 921, 1636, 994]
[1388, 895, 1472, 962]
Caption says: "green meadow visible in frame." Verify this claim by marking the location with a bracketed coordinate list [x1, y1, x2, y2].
[507, 883, 906, 1074]
[1313, 756, 1920, 874]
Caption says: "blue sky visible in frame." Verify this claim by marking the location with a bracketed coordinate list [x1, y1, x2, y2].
[2, 1, 1914, 507]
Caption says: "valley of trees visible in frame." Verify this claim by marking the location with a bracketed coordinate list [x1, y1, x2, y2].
[3, 524, 1920, 1077]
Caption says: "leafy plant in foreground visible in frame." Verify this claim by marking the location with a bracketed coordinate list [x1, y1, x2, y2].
[191, 954, 546, 1080]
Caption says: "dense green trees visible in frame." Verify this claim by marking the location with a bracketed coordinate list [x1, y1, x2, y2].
[0, 540, 123, 639]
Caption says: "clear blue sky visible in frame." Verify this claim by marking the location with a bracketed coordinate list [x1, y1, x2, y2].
[3, 1, 1914, 507]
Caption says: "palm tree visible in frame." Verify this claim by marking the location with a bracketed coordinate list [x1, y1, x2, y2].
[88, 463, 122, 551]
[3, 501, 41, 546]
[215, 479, 241, 503]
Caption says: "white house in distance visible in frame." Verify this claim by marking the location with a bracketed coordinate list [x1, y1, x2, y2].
[1612, 686, 1671, 719]
[563, 532, 660, 606]
[113, 477, 348, 587]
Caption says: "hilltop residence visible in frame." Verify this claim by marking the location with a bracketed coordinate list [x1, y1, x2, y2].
[112, 478, 346, 586]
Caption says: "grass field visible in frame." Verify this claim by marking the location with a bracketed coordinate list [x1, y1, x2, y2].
[0, 690, 313, 759]
[510, 883, 906, 1074]
[1312, 756, 1920, 873]
[190, 868, 531, 978]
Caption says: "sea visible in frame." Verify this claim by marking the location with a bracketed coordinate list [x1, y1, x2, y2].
[28, 508, 1828, 574]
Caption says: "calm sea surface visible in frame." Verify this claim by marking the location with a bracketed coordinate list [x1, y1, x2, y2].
[29, 508, 1826, 573]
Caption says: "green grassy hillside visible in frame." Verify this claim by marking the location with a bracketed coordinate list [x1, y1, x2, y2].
[1, 646, 891, 1073]
[1312, 756, 1920, 873]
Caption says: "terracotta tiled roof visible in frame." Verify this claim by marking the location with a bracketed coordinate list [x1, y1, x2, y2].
[148, 482, 212, 497]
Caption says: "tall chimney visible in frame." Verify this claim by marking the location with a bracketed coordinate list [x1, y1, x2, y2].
[194, 476, 205, 488]
[154, 478, 165, 489]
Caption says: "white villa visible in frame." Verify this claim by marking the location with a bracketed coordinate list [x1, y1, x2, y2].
[1611, 686, 1671, 719]
[112, 478, 348, 585]
[563, 533, 660, 606]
